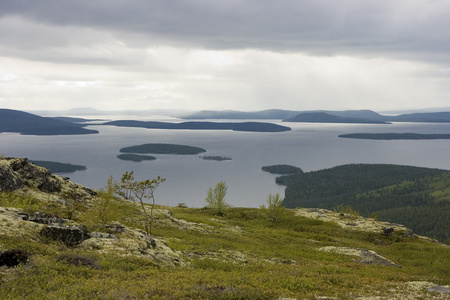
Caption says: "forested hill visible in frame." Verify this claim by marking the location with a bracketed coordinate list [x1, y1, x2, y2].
[0, 109, 98, 135]
[277, 164, 450, 242]
[283, 112, 389, 124]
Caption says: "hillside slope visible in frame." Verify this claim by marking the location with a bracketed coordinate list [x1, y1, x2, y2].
[1, 157, 449, 299]
[278, 164, 450, 242]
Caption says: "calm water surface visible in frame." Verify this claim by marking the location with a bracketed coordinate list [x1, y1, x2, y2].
[1, 117, 450, 207]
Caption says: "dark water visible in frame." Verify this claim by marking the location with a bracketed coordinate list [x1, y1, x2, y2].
[1, 118, 450, 207]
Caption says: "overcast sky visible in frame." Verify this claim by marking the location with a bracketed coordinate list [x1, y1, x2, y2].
[1, 0, 450, 113]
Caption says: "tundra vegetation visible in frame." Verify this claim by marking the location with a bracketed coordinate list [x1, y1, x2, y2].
[1, 159, 449, 299]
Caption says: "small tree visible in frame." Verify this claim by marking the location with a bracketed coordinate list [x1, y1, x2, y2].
[94, 175, 116, 224]
[115, 171, 165, 235]
[117, 171, 135, 201]
[205, 181, 229, 215]
[260, 193, 285, 222]
[130, 176, 165, 235]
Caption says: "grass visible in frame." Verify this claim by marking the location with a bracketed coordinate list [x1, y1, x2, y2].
[1, 194, 449, 299]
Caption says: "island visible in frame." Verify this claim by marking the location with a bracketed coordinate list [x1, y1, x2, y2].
[261, 164, 303, 175]
[0, 109, 99, 135]
[30, 161, 86, 173]
[120, 143, 207, 155]
[200, 155, 232, 161]
[283, 112, 390, 124]
[117, 154, 157, 162]
[101, 120, 291, 132]
[338, 133, 450, 140]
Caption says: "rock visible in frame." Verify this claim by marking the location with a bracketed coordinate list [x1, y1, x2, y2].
[90, 232, 119, 240]
[319, 246, 400, 268]
[0, 165, 24, 191]
[41, 225, 89, 246]
[383, 227, 394, 236]
[0, 249, 31, 267]
[427, 285, 450, 294]
[24, 212, 66, 225]
[106, 222, 127, 233]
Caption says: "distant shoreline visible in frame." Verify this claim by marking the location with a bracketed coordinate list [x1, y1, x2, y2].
[339, 133, 450, 140]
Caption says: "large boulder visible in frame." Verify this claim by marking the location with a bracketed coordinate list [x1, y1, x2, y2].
[41, 225, 90, 246]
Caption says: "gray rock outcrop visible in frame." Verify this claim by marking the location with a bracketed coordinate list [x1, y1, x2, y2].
[41, 225, 90, 246]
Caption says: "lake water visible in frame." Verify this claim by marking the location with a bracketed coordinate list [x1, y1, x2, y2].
[1, 117, 450, 208]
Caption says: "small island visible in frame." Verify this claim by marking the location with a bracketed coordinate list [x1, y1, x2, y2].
[117, 154, 157, 162]
[200, 155, 232, 161]
[262, 164, 303, 175]
[30, 161, 86, 173]
[339, 133, 450, 140]
[120, 143, 207, 155]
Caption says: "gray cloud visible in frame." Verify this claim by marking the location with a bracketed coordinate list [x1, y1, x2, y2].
[2, 0, 450, 63]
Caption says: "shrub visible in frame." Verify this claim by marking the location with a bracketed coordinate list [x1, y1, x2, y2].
[260, 193, 285, 222]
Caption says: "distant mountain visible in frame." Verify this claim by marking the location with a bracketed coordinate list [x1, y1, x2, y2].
[102, 120, 291, 132]
[183, 109, 450, 123]
[386, 112, 450, 122]
[183, 109, 390, 122]
[182, 109, 301, 119]
[0, 109, 98, 135]
[283, 112, 389, 124]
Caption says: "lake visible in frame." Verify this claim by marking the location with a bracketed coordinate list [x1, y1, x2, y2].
[1, 117, 450, 208]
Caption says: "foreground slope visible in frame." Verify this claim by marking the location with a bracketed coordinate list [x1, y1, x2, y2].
[1, 157, 449, 299]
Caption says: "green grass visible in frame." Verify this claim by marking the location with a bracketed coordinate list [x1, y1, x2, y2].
[1, 195, 449, 299]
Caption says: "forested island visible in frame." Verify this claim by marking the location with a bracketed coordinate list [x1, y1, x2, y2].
[117, 154, 157, 162]
[277, 164, 450, 242]
[200, 155, 232, 161]
[120, 143, 207, 155]
[102, 120, 291, 132]
[30, 161, 86, 173]
[262, 164, 303, 175]
[339, 133, 450, 140]
[0, 109, 98, 135]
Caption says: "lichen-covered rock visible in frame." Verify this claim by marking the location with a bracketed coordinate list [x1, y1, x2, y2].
[319, 246, 400, 267]
[90, 232, 118, 240]
[23, 212, 67, 225]
[80, 226, 185, 267]
[41, 225, 90, 246]
[0, 157, 96, 203]
[0, 165, 24, 191]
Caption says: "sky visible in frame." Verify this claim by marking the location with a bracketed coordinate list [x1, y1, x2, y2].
[1, 0, 450, 113]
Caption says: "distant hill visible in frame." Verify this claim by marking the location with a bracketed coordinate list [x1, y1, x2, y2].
[102, 120, 291, 132]
[277, 164, 450, 242]
[0, 109, 98, 135]
[183, 109, 450, 123]
[182, 109, 301, 120]
[386, 112, 450, 122]
[283, 112, 389, 124]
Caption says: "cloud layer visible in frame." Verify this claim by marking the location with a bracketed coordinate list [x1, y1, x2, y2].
[1, 0, 450, 111]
